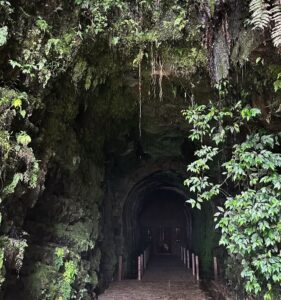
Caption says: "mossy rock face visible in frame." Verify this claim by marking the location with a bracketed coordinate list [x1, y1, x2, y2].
[53, 220, 97, 253]
[25, 262, 59, 300]
[191, 202, 218, 279]
[90, 248, 101, 272]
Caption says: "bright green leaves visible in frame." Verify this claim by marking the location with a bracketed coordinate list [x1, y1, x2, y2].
[185, 145, 220, 207]
[54, 247, 65, 271]
[16, 132, 31, 146]
[241, 107, 261, 121]
[174, 9, 187, 31]
[224, 133, 281, 184]
[182, 104, 212, 141]
[35, 17, 49, 33]
[53, 247, 78, 300]
[63, 261, 77, 284]
[218, 188, 281, 296]
[74, 0, 125, 35]
[183, 99, 281, 297]
[182, 101, 252, 210]
[12, 97, 22, 108]
[9, 13, 80, 88]
[0, 89, 39, 201]
[183, 102, 263, 208]
[183, 101, 246, 145]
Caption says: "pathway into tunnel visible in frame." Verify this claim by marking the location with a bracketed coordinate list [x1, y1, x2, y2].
[99, 174, 217, 299]
[99, 254, 210, 300]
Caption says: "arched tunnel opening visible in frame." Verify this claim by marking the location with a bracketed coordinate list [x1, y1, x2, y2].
[119, 171, 218, 281]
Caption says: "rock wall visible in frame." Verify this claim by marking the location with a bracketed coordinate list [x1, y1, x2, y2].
[1, 1, 281, 299]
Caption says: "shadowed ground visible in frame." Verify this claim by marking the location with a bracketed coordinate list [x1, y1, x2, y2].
[99, 255, 210, 300]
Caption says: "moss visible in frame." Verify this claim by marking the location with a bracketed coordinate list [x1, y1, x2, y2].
[210, 0, 215, 16]
[231, 29, 263, 66]
[84, 68, 93, 90]
[53, 220, 98, 253]
[26, 262, 59, 300]
[162, 46, 208, 76]
[72, 58, 88, 85]
[266, 64, 281, 79]
[88, 270, 98, 286]
[90, 248, 101, 272]
[192, 202, 218, 279]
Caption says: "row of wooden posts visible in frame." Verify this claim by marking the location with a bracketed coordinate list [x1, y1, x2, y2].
[180, 246, 199, 281]
[180, 246, 219, 281]
[117, 246, 151, 282]
[138, 244, 151, 281]
[118, 246, 218, 282]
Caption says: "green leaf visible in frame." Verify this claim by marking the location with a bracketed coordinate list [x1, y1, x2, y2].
[9, 59, 22, 69]
[16, 132, 32, 146]
[12, 98, 22, 108]
[20, 109, 26, 118]
[35, 17, 49, 33]
[274, 79, 281, 92]
[111, 36, 119, 46]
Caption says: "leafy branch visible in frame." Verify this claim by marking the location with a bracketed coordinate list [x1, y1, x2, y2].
[183, 100, 281, 298]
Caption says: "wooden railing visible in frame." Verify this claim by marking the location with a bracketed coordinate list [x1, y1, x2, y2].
[181, 246, 220, 281]
[118, 255, 123, 281]
[138, 244, 152, 280]
[213, 256, 219, 280]
[180, 246, 200, 281]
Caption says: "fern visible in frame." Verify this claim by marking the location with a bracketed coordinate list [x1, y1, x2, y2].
[249, 0, 271, 29]
[271, 1, 281, 47]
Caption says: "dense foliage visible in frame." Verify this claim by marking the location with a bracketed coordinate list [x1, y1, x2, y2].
[183, 99, 281, 298]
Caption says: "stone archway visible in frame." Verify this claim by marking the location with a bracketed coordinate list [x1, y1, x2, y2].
[121, 170, 192, 278]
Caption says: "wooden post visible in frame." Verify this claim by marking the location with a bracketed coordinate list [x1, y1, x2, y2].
[213, 256, 218, 280]
[144, 251, 146, 270]
[181, 246, 183, 260]
[195, 256, 199, 281]
[192, 253, 195, 276]
[187, 249, 190, 269]
[138, 256, 141, 280]
[183, 248, 186, 265]
[118, 255, 123, 281]
[141, 254, 144, 276]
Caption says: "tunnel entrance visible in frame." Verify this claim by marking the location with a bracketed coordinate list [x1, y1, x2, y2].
[100, 168, 219, 299]
[101, 164, 217, 287]
[139, 190, 188, 256]
[121, 171, 193, 279]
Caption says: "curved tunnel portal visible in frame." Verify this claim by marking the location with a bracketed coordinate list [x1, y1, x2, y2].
[139, 189, 190, 255]
[122, 171, 196, 278]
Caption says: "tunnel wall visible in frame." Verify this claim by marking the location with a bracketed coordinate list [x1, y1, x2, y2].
[191, 201, 219, 279]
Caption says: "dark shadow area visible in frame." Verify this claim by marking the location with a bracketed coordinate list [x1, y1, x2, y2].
[139, 189, 189, 256]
